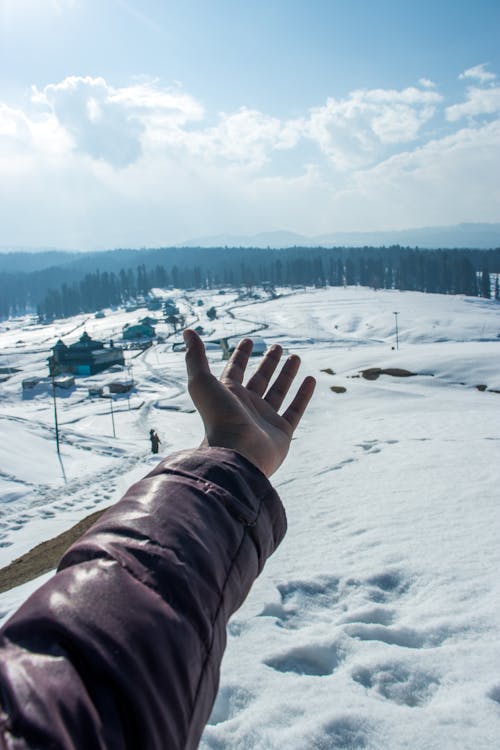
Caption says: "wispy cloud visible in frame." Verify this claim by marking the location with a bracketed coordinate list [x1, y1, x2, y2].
[459, 64, 496, 84]
[446, 86, 500, 121]
[112, 0, 166, 36]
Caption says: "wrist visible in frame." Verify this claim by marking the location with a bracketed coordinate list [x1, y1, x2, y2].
[200, 434, 269, 476]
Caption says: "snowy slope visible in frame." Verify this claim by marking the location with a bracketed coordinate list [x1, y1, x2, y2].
[1, 287, 500, 749]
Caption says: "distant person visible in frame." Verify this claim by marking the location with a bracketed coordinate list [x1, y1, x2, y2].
[149, 428, 161, 454]
[0, 330, 315, 749]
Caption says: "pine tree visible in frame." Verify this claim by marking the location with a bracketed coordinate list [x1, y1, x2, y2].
[480, 266, 491, 298]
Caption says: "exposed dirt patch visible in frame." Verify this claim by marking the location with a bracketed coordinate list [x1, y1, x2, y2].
[0, 508, 109, 594]
[321, 368, 336, 375]
[330, 386, 347, 394]
[361, 367, 418, 381]
[475, 384, 488, 392]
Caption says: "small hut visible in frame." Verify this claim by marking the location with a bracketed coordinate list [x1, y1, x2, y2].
[122, 321, 156, 341]
[220, 336, 267, 360]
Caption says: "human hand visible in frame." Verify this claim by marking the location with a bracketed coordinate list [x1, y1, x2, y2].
[183, 330, 316, 477]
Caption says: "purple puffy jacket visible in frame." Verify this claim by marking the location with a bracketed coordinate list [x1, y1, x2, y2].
[0, 448, 286, 749]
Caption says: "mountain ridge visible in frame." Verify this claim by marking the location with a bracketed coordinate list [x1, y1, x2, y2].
[180, 223, 500, 250]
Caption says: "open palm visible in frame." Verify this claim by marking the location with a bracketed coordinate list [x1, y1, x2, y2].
[184, 330, 316, 477]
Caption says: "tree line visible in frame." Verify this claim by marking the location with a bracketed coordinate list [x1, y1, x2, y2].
[0, 245, 498, 320]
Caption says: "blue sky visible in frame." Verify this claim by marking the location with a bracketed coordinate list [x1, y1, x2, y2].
[0, 0, 499, 249]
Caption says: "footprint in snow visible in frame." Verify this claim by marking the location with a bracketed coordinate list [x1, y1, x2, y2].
[316, 458, 356, 475]
[357, 440, 379, 452]
[365, 569, 412, 602]
[207, 685, 253, 726]
[487, 685, 500, 704]
[339, 606, 395, 626]
[312, 715, 370, 749]
[352, 661, 439, 707]
[315, 439, 399, 476]
[258, 576, 340, 629]
[259, 569, 411, 631]
[264, 641, 345, 676]
[344, 622, 450, 649]
[358, 438, 400, 454]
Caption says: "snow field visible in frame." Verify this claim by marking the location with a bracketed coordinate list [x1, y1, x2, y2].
[202, 377, 500, 748]
[0, 286, 499, 748]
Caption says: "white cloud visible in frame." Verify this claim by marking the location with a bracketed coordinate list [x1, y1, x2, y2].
[0, 102, 70, 165]
[24, 76, 445, 174]
[303, 87, 442, 169]
[0, 104, 31, 142]
[113, 80, 203, 122]
[32, 76, 204, 168]
[446, 86, 500, 121]
[419, 78, 436, 88]
[33, 76, 144, 168]
[0, 73, 499, 247]
[459, 64, 496, 84]
[328, 120, 500, 230]
[170, 107, 287, 168]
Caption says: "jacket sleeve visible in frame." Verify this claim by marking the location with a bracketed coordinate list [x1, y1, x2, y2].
[0, 448, 287, 750]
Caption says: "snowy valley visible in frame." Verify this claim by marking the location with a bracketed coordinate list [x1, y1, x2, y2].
[0, 286, 499, 749]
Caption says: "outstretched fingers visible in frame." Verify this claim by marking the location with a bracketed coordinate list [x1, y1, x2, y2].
[246, 344, 283, 396]
[281, 376, 316, 431]
[221, 338, 253, 383]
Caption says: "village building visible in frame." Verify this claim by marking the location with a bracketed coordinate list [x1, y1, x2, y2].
[109, 379, 135, 394]
[48, 332, 124, 376]
[163, 299, 179, 317]
[22, 375, 75, 397]
[139, 316, 159, 327]
[122, 321, 156, 340]
[220, 336, 267, 360]
[147, 298, 162, 311]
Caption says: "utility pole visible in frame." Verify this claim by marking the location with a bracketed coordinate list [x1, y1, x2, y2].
[109, 396, 116, 438]
[49, 361, 61, 455]
[393, 311, 399, 350]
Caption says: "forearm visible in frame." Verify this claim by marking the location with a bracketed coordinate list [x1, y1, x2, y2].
[0, 448, 287, 750]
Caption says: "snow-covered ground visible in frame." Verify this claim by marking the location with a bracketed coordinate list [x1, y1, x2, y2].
[1, 286, 499, 749]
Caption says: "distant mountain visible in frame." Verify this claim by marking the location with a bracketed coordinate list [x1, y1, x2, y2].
[181, 230, 309, 249]
[1, 224, 499, 277]
[0, 250, 79, 273]
[0, 249, 143, 275]
[181, 223, 500, 250]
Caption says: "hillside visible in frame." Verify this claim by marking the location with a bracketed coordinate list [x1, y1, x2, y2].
[0, 287, 499, 749]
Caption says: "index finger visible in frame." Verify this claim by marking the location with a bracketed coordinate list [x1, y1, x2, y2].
[184, 329, 211, 381]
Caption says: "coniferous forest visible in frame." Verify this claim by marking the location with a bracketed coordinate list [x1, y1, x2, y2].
[0, 244, 498, 320]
